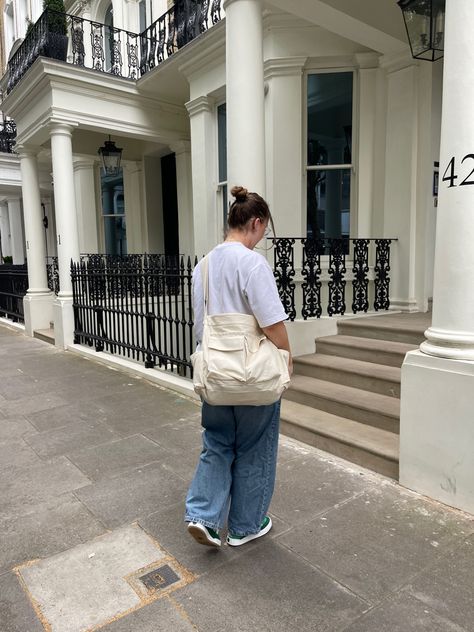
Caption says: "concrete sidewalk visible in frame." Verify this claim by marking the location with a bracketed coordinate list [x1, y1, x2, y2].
[0, 322, 473, 632]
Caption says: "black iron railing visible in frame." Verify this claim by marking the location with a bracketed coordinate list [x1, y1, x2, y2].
[71, 254, 195, 377]
[7, 2, 225, 93]
[46, 256, 60, 294]
[0, 117, 17, 153]
[140, 0, 223, 74]
[0, 264, 28, 323]
[271, 238, 394, 321]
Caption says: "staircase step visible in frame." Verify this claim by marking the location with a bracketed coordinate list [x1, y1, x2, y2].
[293, 354, 400, 398]
[280, 399, 399, 479]
[33, 329, 55, 345]
[338, 315, 427, 345]
[284, 374, 400, 433]
[315, 334, 416, 368]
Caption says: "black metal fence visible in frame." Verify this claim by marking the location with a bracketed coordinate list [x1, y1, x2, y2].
[71, 254, 195, 377]
[7, 2, 225, 93]
[271, 238, 394, 321]
[0, 117, 17, 153]
[0, 264, 28, 323]
[46, 256, 60, 294]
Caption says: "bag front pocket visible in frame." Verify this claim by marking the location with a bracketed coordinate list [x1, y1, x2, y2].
[205, 336, 246, 382]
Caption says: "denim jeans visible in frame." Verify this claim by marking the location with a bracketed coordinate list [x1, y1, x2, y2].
[185, 400, 280, 536]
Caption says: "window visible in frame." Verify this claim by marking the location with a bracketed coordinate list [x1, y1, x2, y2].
[217, 103, 228, 227]
[101, 168, 127, 255]
[306, 72, 353, 241]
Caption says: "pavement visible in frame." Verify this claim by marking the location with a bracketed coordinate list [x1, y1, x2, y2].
[0, 321, 473, 632]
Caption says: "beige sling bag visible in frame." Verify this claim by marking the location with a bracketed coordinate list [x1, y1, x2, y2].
[191, 254, 291, 406]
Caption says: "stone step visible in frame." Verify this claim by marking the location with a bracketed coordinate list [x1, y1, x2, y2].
[293, 353, 400, 398]
[33, 329, 55, 345]
[284, 374, 400, 433]
[338, 316, 427, 345]
[315, 334, 417, 368]
[280, 399, 399, 479]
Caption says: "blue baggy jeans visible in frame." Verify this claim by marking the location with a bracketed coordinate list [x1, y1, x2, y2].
[185, 400, 280, 536]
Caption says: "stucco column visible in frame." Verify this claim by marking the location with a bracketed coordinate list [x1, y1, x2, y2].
[17, 146, 54, 335]
[50, 122, 80, 348]
[73, 157, 98, 254]
[6, 197, 25, 264]
[224, 0, 265, 195]
[0, 202, 12, 259]
[170, 140, 194, 256]
[400, 0, 474, 515]
[186, 95, 217, 255]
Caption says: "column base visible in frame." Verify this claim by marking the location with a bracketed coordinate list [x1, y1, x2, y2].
[420, 326, 474, 361]
[53, 296, 75, 350]
[23, 292, 54, 337]
[400, 350, 474, 514]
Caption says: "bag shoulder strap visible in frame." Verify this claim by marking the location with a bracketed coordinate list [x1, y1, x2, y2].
[200, 255, 210, 316]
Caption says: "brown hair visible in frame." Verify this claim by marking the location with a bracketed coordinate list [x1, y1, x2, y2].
[228, 186, 274, 233]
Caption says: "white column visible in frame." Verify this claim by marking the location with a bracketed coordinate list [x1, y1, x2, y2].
[50, 122, 80, 349]
[123, 160, 145, 253]
[400, 0, 474, 515]
[6, 197, 25, 264]
[0, 202, 12, 259]
[126, 0, 141, 33]
[73, 157, 99, 254]
[225, 0, 265, 195]
[170, 141, 194, 256]
[264, 58, 305, 238]
[186, 95, 218, 255]
[17, 146, 54, 335]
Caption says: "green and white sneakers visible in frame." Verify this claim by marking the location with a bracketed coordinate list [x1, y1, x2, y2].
[227, 516, 272, 547]
[187, 522, 221, 547]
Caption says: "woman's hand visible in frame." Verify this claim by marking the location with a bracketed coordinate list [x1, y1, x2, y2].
[261, 321, 293, 377]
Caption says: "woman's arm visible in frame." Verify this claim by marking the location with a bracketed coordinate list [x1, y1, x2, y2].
[261, 321, 293, 375]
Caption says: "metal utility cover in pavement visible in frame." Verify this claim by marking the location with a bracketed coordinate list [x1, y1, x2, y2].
[139, 564, 180, 591]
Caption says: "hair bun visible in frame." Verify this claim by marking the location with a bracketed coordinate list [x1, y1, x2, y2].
[231, 186, 248, 202]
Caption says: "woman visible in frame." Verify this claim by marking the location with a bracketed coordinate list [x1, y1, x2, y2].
[185, 186, 292, 548]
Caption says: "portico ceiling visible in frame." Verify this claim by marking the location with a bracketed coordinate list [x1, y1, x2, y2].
[265, 0, 407, 56]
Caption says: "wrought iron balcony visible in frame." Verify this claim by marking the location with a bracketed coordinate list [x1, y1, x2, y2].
[0, 116, 17, 153]
[6, 1, 225, 94]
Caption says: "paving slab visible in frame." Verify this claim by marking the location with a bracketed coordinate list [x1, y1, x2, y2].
[0, 572, 44, 632]
[277, 483, 474, 604]
[23, 420, 123, 459]
[0, 494, 106, 574]
[270, 451, 371, 526]
[99, 596, 197, 632]
[67, 434, 168, 481]
[405, 533, 474, 630]
[174, 539, 366, 632]
[18, 524, 193, 632]
[0, 391, 70, 418]
[343, 591, 468, 631]
[0, 416, 37, 443]
[75, 460, 188, 529]
[24, 403, 105, 432]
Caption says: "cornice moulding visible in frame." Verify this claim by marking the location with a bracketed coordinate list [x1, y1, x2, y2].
[354, 52, 381, 69]
[264, 57, 307, 80]
[185, 96, 215, 117]
[379, 50, 417, 74]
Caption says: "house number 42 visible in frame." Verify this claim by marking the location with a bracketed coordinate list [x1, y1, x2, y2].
[442, 155, 474, 187]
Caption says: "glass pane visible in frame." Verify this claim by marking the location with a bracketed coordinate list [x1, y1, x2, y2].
[104, 216, 127, 256]
[222, 183, 228, 227]
[307, 73, 353, 166]
[217, 103, 227, 182]
[307, 169, 351, 240]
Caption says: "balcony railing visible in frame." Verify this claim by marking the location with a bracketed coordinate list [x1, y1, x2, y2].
[6, 2, 225, 93]
[0, 264, 28, 323]
[0, 117, 17, 153]
[140, 0, 223, 74]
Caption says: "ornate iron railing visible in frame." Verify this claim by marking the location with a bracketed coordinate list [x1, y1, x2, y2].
[271, 238, 395, 321]
[0, 264, 28, 323]
[71, 254, 195, 376]
[0, 117, 17, 153]
[140, 0, 223, 74]
[7, 2, 225, 93]
[46, 256, 60, 294]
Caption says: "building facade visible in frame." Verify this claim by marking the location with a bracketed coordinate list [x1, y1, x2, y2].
[1, 0, 472, 515]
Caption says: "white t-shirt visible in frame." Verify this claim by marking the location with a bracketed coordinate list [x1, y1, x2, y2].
[192, 242, 288, 343]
